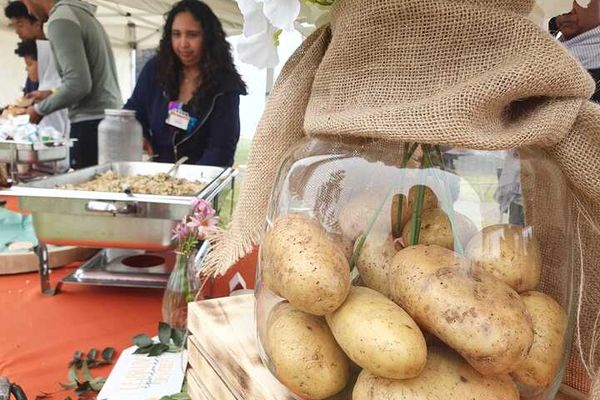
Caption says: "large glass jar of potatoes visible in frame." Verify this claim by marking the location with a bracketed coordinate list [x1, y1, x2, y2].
[255, 137, 575, 400]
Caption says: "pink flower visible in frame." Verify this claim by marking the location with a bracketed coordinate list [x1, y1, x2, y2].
[173, 199, 218, 245]
[172, 217, 191, 241]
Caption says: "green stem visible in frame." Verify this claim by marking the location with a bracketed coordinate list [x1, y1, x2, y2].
[393, 143, 420, 238]
[178, 256, 190, 303]
[408, 145, 433, 246]
[349, 142, 420, 269]
[424, 146, 465, 255]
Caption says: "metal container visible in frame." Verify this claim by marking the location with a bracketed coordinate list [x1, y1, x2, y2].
[97, 109, 143, 164]
[2, 161, 236, 250]
[0, 139, 74, 164]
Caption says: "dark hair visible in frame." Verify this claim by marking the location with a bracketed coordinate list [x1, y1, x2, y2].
[157, 0, 246, 112]
[548, 16, 559, 37]
[4, 1, 36, 21]
[15, 39, 37, 60]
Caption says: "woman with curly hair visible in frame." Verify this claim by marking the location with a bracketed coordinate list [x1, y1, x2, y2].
[124, 0, 247, 166]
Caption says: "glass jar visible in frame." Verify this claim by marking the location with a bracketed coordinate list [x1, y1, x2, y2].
[97, 109, 143, 165]
[162, 250, 201, 330]
[255, 137, 575, 400]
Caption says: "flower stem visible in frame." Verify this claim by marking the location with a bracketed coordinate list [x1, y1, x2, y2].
[408, 144, 432, 246]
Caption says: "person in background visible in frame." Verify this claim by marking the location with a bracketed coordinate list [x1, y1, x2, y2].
[124, 0, 246, 167]
[4, 0, 44, 94]
[14, 40, 70, 171]
[556, 0, 600, 102]
[21, 0, 122, 169]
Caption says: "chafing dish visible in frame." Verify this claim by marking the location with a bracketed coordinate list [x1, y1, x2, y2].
[2, 161, 237, 250]
[0, 138, 74, 164]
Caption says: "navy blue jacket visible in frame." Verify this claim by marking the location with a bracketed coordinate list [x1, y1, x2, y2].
[124, 57, 243, 167]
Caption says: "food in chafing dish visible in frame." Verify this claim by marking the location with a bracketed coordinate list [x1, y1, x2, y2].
[58, 171, 205, 196]
[1, 97, 34, 117]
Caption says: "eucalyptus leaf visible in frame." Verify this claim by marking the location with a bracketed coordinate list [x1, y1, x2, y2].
[69, 351, 84, 367]
[148, 343, 170, 357]
[59, 382, 78, 390]
[133, 345, 153, 355]
[171, 328, 185, 347]
[67, 364, 78, 382]
[75, 381, 93, 395]
[158, 322, 172, 345]
[132, 334, 153, 349]
[87, 348, 97, 361]
[102, 347, 116, 362]
[82, 360, 93, 382]
[89, 377, 106, 391]
[167, 344, 182, 353]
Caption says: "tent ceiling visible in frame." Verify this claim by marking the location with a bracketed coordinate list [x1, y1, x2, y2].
[89, 0, 243, 48]
[0, 0, 243, 49]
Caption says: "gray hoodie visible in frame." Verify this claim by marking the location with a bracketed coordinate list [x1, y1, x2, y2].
[34, 0, 122, 122]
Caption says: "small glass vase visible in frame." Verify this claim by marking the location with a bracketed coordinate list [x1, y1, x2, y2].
[162, 250, 201, 330]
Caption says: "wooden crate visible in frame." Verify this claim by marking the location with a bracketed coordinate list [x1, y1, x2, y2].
[186, 295, 585, 400]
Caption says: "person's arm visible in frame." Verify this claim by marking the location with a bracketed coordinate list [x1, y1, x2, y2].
[34, 19, 92, 116]
[123, 61, 154, 139]
[196, 93, 241, 167]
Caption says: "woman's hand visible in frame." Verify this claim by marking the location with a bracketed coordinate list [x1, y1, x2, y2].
[143, 137, 154, 158]
[25, 90, 53, 103]
[26, 106, 42, 124]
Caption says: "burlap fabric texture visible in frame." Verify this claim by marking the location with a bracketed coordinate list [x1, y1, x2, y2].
[205, 0, 600, 395]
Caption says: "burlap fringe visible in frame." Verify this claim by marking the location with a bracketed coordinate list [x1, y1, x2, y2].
[574, 198, 600, 400]
[202, 26, 332, 277]
[593, 376, 600, 400]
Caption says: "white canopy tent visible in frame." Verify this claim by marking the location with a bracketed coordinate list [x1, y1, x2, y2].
[0, 0, 243, 106]
[0, 0, 584, 136]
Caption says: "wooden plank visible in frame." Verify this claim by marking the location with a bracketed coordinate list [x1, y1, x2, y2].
[187, 296, 295, 400]
[187, 336, 236, 400]
[187, 295, 586, 400]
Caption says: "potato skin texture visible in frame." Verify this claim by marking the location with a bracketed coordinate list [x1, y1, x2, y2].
[352, 347, 519, 400]
[266, 302, 351, 400]
[389, 245, 534, 376]
[325, 286, 427, 380]
[355, 232, 397, 297]
[511, 291, 567, 387]
[402, 209, 476, 251]
[391, 186, 438, 237]
[262, 214, 351, 315]
[338, 194, 389, 243]
[466, 224, 542, 293]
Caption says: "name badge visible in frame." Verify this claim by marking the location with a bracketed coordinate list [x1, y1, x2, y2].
[166, 102, 198, 132]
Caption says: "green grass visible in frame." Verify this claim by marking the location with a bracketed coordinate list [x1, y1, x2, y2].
[217, 137, 252, 226]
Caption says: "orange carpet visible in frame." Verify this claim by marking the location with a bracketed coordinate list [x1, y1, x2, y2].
[0, 248, 258, 398]
[0, 265, 163, 398]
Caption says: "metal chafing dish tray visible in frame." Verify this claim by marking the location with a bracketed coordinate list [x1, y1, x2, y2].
[2, 161, 237, 250]
[0, 138, 75, 164]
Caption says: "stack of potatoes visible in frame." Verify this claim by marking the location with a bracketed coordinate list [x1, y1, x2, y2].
[260, 191, 568, 400]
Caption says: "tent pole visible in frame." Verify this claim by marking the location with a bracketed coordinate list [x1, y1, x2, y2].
[266, 68, 274, 98]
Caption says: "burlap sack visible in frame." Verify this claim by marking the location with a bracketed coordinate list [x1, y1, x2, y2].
[206, 0, 600, 395]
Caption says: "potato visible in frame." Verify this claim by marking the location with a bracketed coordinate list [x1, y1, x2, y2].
[325, 287, 427, 380]
[262, 213, 351, 315]
[266, 302, 351, 400]
[353, 346, 519, 400]
[389, 245, 534, 376]
[465, 224, 542, 293]
[355, 231, 397, 296]
[390, 186, 438, 237]
[401, 208, 476, 251]
[338, 194, 389, 242]
[511, 291, 567, 387]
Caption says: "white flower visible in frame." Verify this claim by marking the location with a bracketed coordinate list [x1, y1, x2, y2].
[237, 24, 280, 68]
[264, 0, 301, 32]
[237, 0, 267, 36]
[236, 0, 334, 69]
